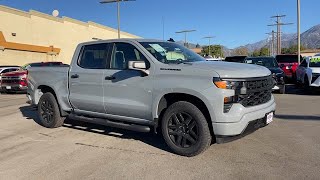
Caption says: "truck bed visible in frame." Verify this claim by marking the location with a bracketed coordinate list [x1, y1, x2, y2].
[27, 66, 71, 111]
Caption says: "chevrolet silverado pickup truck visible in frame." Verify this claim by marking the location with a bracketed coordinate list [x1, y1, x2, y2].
[27, 39, 276, 156]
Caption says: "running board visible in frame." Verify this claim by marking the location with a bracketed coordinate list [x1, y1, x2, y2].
[68, 114, 151, 133]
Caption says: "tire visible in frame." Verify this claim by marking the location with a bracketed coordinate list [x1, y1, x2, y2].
[279, 85, 286, 94]
[38, 92, 65, 128]
[161, 101, 212, 157]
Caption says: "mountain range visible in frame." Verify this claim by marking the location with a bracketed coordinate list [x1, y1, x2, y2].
[235, 24, 320, 54]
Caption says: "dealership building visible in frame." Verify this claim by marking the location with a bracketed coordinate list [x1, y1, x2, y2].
[0, 5, 139, 65]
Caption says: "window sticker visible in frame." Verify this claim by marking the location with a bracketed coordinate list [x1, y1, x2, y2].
[311, 57, 320, 63]
[149, 44, 166, 53]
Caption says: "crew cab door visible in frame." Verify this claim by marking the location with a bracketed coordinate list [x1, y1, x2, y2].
[69, 43, 111, 113]
[103, 42, 153, 120]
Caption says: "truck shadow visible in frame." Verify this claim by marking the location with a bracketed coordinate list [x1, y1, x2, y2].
[19, 105, 171, 153]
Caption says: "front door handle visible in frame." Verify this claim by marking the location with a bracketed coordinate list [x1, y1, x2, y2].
[105, 76, 116, 80]
[71, 74, 79, 79]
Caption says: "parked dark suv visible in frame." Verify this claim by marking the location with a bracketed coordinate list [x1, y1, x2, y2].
[224, 56, 247, 63]
[275, 55, 302, 82]
[245, 57, 285, 94]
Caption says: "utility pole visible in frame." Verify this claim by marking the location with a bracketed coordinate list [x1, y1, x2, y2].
[175, 30, 196, 48]
[268, 15, 293, 55]
[297, 0, 301, 63]
[203, 36, 215, 56]
[266, 30, 276, 56]
[100, 0, 136, 39]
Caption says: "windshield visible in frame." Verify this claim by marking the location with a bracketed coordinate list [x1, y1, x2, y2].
[310, 57, 320, 67]
[139, 42, 205, 64]
[245, 57, 279, 68]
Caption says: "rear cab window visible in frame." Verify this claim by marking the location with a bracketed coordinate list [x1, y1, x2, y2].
[78, 43, 111, 69]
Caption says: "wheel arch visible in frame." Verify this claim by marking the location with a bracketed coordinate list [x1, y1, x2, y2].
[37, 85, 68, 116]
[155, 92, 215, 137]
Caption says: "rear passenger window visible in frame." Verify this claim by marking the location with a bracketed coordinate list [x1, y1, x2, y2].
[78, 44, 109, 69]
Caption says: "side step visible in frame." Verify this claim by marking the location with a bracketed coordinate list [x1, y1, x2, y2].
[68, 114, 151, 133]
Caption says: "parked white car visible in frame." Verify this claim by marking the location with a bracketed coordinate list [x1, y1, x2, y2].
[296, 56, 320, 88]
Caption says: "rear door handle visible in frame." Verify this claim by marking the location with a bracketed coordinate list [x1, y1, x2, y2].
[105, 76, 115, 80]
[71, 74, 79, 79]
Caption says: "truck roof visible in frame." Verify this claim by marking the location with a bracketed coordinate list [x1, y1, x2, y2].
[79, 39, 169, 46]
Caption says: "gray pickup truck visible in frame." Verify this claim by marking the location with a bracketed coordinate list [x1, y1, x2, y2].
[27, 39, 276, 156]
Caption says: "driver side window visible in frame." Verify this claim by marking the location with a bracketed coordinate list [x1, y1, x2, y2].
[109, 43, 150, 70]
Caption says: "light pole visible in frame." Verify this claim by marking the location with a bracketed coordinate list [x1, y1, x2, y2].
[203, 36, 215, 56]
[100, 0, 135, 39]
[175, 30, 196, 48]
[297, 0, 301, 64]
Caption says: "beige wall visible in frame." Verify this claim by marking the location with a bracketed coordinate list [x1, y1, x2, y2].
[0, 5, 140, 65]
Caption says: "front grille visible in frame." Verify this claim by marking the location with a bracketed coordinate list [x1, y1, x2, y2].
[1, 77, 21, 84]
[1, 79, 20, 84]
[239, 76, 274, 107]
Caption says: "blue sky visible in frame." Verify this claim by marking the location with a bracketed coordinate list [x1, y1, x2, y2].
[1, 0, 319, 48]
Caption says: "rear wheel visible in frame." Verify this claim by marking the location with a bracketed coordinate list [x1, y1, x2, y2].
[161, 101, 211, 156]
[38, 92, 65, 128]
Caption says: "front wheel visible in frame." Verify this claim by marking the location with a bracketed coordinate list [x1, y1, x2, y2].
[161, 101, 212, 156]
[279, 85, 286, 94]
[38, 92, 65, 128]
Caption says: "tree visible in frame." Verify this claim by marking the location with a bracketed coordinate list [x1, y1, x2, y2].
[281, 44, 306, 54]
[260, 47, 269, 56]
[251, 47, 270, 57]
[233, 47, 249, 56]
[202, 45, 224, 57]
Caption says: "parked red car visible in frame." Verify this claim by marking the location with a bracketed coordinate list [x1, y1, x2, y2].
[1, 62, 63, 93]
[275, 55, 302, 82]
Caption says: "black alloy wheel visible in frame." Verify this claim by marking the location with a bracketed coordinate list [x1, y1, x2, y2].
[38, 92, 65, 128]
[161, 101, 211, 156]
[168, 112, 199, 148]
[39, 99, 54, 124]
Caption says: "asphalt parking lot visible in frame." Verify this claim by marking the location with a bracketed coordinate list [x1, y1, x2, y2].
[0, 87, 319, 180]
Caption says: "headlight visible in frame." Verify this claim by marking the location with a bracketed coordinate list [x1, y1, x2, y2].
[213, 78, 242, 90]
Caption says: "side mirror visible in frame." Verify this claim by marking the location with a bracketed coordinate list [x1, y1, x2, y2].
[128, 61, 149, 75]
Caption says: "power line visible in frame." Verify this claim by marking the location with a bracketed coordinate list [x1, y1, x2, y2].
[268, 15, 293, 54]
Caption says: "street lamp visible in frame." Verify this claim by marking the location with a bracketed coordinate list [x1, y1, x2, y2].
[100, 0, 135, 39]
[203, 36, 215, 56]
[175, 30, 196, 48]
[297, 0, 301, 64]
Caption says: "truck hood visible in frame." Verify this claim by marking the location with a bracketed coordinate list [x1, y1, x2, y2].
[1, 70, 27, 77]
[191, 61, 271, 78]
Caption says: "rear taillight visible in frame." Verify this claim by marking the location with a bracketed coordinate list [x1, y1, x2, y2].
[19, 74, 28, 86]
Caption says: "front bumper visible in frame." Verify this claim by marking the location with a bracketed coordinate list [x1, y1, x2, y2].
[216, 117, 269, 143]
[212, 99, 276, 136]
[1, 84, 27, 92]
